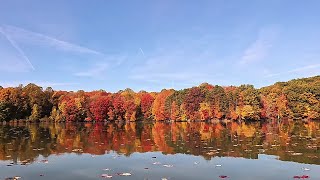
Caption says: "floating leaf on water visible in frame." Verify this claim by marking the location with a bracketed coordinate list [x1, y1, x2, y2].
[117, 172, 132, 176]
[303, 167, 310, 171]
[20, 162, 30, 166]
[40, 160, 48, 164]
[219, 175, 229, 179]
[293, 175, 310, 179]
[5, 178, 16, 180]
[5, 176, 22, 180]
[101, 174, 113, 178]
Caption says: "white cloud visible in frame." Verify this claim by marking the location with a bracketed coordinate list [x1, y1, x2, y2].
[240, 27, 278, 64]
[129, 35, 224, 88]
[265, 63, 320, 78]
[73, 53, 126, 79]
[131, 55, 214, 84]
[74, 63, 109, 78]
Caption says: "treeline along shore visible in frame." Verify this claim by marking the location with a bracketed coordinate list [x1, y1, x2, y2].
[0, 76, 319, 122]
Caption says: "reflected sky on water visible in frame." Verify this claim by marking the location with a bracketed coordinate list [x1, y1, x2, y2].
[0, 120, 319, 179]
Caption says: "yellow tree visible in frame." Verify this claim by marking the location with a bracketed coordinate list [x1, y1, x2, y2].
[29, 104, 40, 121]
[170, 101, 180, 121]
[199, 102, 211, 120]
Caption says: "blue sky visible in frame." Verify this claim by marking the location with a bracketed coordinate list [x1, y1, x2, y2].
[0, 0, 319, 92]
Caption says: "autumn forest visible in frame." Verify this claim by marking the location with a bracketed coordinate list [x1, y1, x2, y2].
[0, 76, 319, 122]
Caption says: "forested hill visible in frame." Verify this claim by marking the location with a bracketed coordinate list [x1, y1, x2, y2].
[0, 76, 319, 122]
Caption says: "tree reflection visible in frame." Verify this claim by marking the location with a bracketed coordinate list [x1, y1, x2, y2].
[0, 121, 319, 165]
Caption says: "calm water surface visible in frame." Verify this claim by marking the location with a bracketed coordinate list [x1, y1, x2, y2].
[0, 121, 320, 180]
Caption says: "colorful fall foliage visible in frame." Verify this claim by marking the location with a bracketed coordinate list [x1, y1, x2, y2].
[0, 76, 319, 122]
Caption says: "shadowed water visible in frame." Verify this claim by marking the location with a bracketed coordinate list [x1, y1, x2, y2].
[0, 120, 319, 179]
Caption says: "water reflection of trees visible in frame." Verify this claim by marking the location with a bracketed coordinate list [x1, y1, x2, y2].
[0, 121, 319, 165]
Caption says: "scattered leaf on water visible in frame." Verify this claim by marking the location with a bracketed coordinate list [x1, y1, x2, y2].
[5, 176, 22, 180]
[101, 174, 113, 178]
[40, 160, 48, 164]
[117, 172, 132, 176]
[219, 175, 229, 179]
[293, 175, 310, 179]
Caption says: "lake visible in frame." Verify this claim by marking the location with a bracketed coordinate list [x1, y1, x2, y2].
[0, 120, 319, 180]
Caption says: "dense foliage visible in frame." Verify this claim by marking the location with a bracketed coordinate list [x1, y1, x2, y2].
[0, 76, 319, 122]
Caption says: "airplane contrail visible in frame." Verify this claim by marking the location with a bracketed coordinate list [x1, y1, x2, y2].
[139, 48, 145, 57]
[0, 27, 35, 70]
[3, 24, 105, 56]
